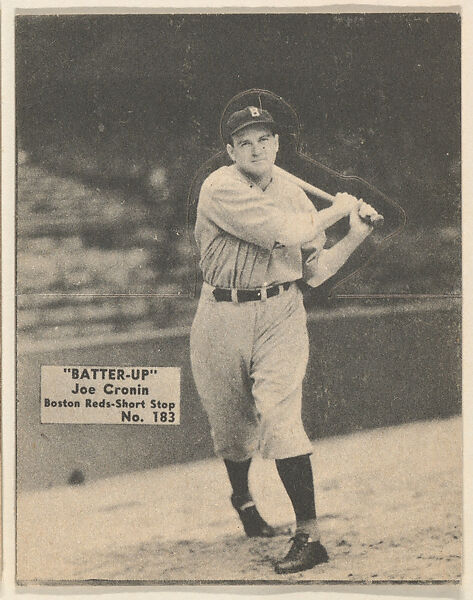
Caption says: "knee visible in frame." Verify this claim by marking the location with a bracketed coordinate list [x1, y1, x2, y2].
[213, 437, 258, 462]
[259, 419, 313, 460]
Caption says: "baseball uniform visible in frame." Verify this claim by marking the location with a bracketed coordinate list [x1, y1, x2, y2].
[190, 163, 326, 461]
[189, 104, 373, 574]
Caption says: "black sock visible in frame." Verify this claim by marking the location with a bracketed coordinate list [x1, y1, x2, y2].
[224, 458, 252, 505]
[275, 454, 316, 523]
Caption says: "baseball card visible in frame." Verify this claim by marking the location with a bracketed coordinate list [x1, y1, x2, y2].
[3, 1, 467, 597]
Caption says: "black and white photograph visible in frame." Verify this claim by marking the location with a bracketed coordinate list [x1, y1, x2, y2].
[13, 8, 461, 586]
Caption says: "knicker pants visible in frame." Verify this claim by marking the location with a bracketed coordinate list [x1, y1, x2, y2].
[190, 282, 313, 461]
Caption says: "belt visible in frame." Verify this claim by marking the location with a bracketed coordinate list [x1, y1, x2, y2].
[213, 282, 292, 303]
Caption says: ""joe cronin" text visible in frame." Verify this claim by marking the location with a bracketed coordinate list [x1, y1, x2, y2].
[71, 383, 149, 395]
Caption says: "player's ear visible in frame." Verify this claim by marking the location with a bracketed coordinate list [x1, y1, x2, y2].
[226, 143, 236, 162]
[274, 133, 279, 153]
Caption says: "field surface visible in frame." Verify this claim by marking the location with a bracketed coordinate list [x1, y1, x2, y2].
[17, 416, 461, 584]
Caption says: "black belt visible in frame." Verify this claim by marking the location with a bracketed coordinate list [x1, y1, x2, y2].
[213, 282, 291, 303]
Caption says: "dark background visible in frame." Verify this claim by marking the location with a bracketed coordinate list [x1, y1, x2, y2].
[17, 303, 460, 489]
[17, 13, 461, 212]
[15, 13, 461, 489]
[16, 14, 461, 331]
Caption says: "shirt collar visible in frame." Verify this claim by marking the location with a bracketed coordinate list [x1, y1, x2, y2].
[231, 164, 274, 192]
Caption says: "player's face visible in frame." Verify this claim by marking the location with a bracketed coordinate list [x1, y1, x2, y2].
[227, 125, 279, 182]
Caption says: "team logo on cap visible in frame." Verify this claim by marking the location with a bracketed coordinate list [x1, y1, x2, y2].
[248, 107, 260, 117]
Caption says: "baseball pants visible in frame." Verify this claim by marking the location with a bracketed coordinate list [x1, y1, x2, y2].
[190, 281, 313, 461]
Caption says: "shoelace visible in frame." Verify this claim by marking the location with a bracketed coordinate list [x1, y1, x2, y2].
[285, 534, 311, 557]
[288, 534, 311, 544]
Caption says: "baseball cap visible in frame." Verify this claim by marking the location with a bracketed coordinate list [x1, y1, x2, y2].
[225, 106, 277, 140]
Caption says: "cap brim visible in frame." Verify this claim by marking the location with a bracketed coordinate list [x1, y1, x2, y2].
[230, 119, 278, 137]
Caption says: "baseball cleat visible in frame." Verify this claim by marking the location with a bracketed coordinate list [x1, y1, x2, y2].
[274, 532, 329, 574]
[231, 496, 276, 538]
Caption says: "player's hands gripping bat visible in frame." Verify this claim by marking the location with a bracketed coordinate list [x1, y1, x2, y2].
[273, 165, 384, 228]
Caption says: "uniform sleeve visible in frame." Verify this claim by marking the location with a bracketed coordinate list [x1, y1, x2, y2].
[301, 232, 327, 284]
[199, 175, 319, 250]
[297, 185, 327, 283]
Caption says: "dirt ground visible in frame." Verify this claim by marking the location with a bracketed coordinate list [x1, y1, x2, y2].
[17, 416, 461, 584]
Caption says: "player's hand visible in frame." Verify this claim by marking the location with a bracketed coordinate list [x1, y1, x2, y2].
[349, 199, 374, 237]
[333, 192, 360, 216]
[358, 200, 379, 223]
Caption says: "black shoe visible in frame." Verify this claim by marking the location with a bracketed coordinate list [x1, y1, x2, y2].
[231, 495, 275, 538]
[275, 532, 329, 574]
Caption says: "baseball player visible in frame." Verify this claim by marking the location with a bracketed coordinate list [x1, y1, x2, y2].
[190, 105, 376, 574]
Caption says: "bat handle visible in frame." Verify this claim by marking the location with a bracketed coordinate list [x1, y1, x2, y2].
[272, 165, 384, 228]
[362, 213, 384, 228]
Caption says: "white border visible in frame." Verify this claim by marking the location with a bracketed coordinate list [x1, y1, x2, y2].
[2, 1, 17, 595]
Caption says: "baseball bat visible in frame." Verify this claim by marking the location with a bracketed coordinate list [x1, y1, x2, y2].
[273, 164, 384, 227]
